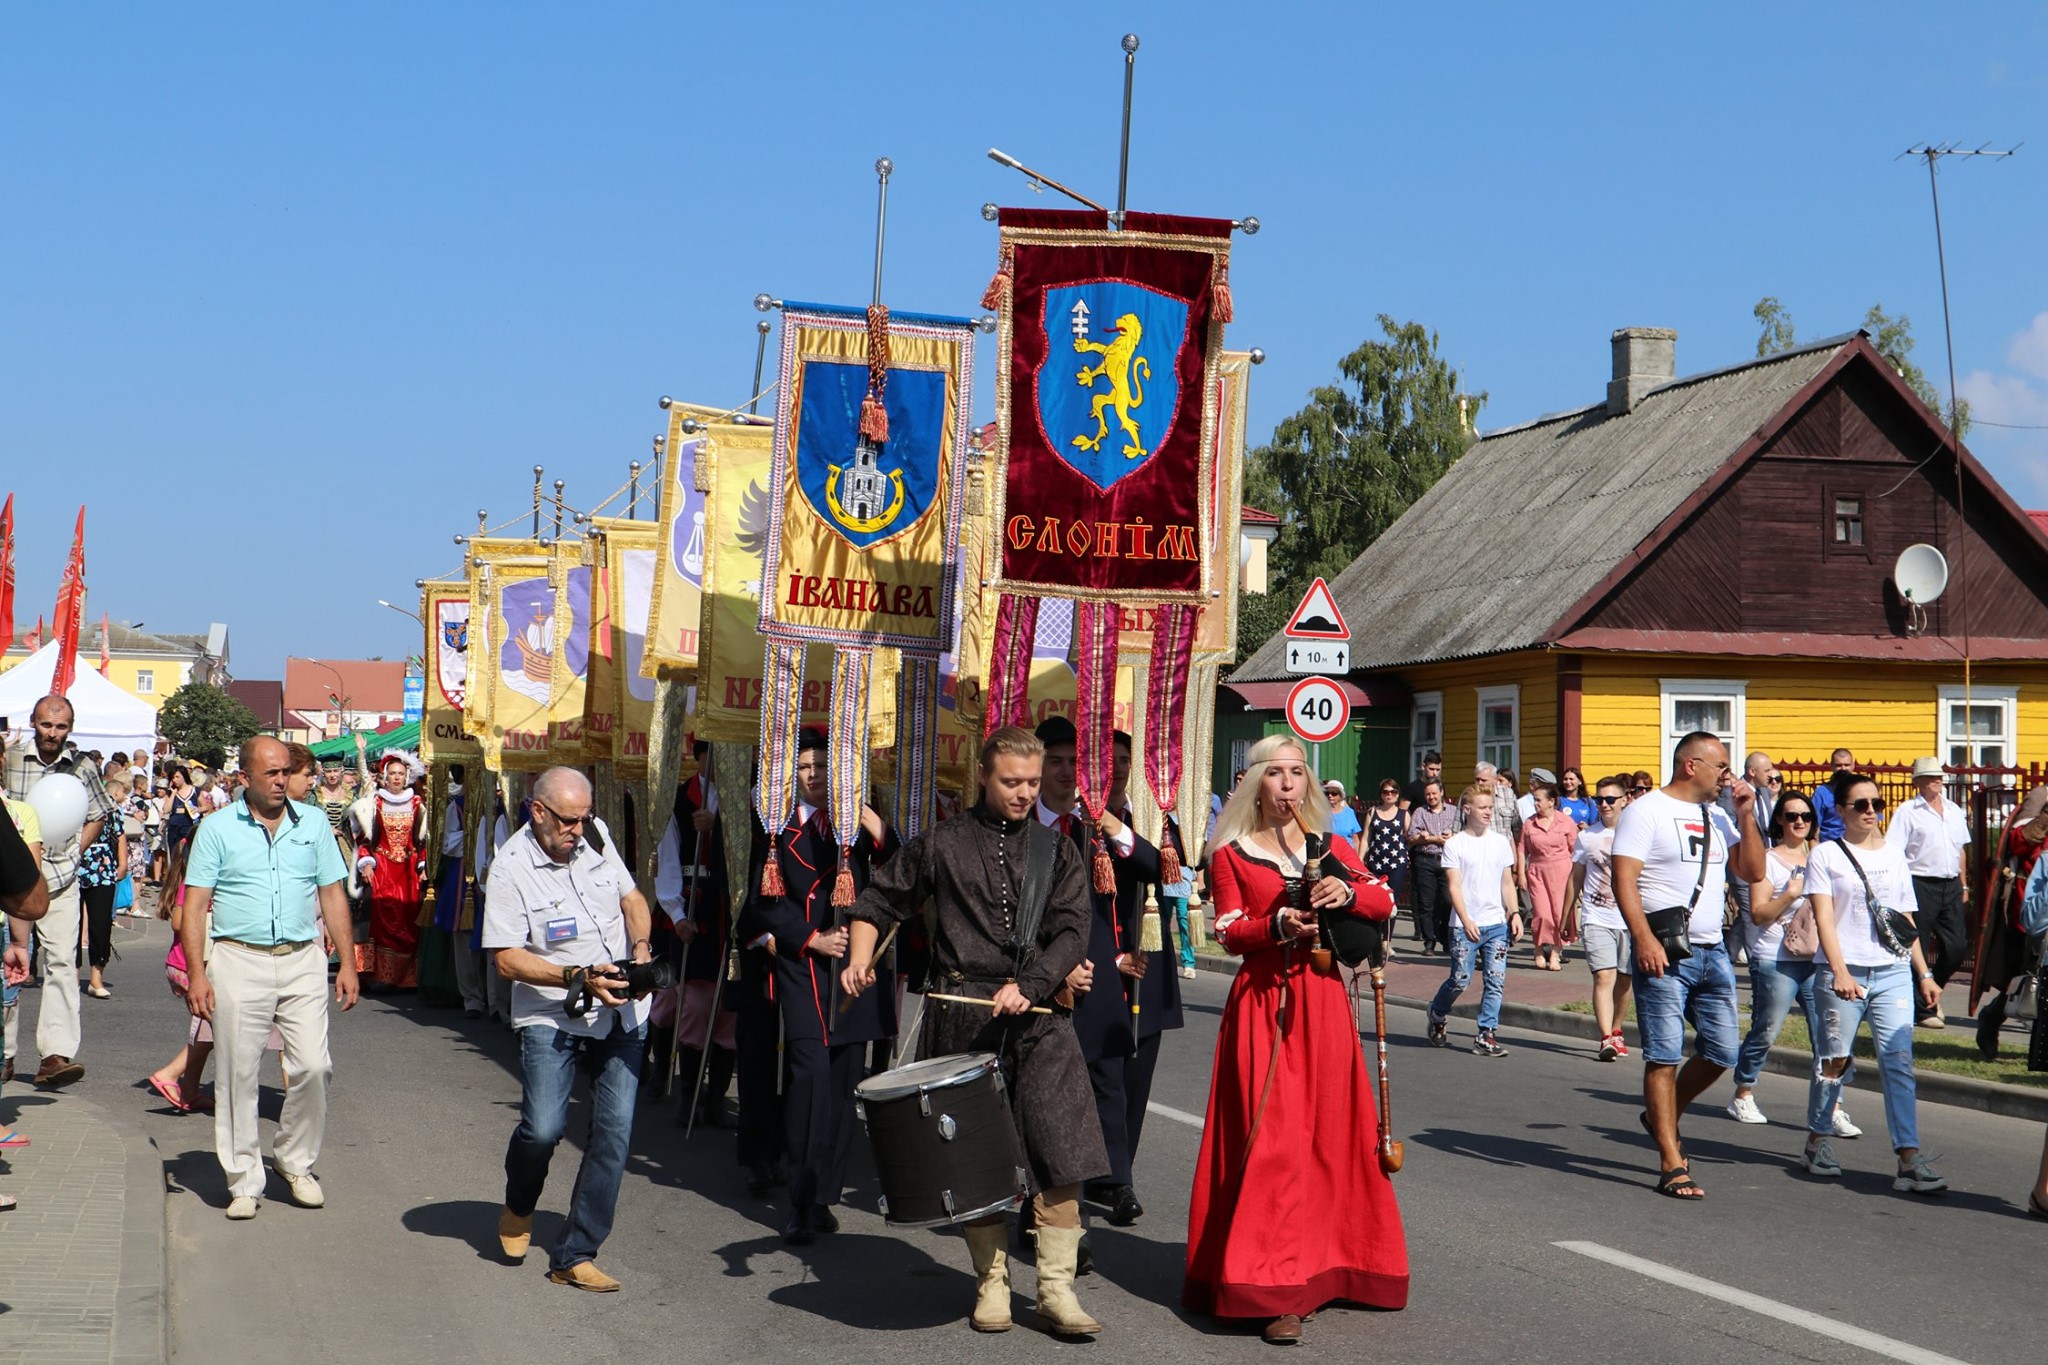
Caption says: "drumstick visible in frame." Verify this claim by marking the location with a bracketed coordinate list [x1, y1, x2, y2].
[834, 922, 899, 1018]
[928, 992, 1053, 1016]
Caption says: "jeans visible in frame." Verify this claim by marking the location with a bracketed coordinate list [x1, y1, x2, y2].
[1734, 956, 1818, 1088]
[1411, 859, 1448, 944]
[1167, 896, 1195, 972]
[1809, 961, 1918, 1151]
[505, 1015, 647, 1272]
[1430, 922, 1509, 1031]
[1632, 942, 1739, 1068]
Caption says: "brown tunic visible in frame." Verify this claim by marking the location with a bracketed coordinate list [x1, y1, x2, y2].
[851, 804, 1108, 1190]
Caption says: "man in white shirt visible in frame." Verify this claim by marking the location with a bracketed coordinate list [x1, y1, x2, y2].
[1886, 757, 1969, 1028]
[1612, 732, 1765, 1201]
[1426, 784, 1521, 1057]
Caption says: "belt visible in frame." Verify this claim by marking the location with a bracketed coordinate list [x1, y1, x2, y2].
[217, 938, 315, 956]
[1910, 873, 1960, 883]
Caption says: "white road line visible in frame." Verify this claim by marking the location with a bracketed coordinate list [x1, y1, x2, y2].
[1554, 1241, 1972, 1365]
[1147, 1100, 1205, 1130]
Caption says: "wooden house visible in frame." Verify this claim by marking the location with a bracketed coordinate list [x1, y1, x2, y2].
[1229, 328, 2048, 791]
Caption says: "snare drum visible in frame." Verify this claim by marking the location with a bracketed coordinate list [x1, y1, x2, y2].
[854, 1051, 1029, 1227]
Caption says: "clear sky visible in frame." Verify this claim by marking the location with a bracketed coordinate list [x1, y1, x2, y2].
[4, 3, 2045, 679]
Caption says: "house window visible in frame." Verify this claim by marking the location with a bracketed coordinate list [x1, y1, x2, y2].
[1409, 691, 1443, 777]
[1476, 685, 1519, 774]
[135, 670, 154, 695]
[1823, 487, 1867, 560]
[1938, 685, 2017, 773]
[1660, 679, 1746, 783]
[1833, 498, 1863, 546]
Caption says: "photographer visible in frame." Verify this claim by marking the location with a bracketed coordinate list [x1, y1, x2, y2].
[484, 766, 658, 1292]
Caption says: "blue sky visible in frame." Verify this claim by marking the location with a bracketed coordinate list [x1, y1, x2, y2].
[4, 3, 2046, 678]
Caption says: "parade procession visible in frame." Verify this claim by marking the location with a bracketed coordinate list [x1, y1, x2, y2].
[12, 9, 2048, 1364]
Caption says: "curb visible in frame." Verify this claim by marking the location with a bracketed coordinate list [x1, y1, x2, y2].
[95, 1102, 170, 1365]
[1193, 952, 2048, 1124]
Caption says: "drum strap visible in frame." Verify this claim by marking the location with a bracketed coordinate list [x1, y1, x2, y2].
[1008, 821, 1059, 978]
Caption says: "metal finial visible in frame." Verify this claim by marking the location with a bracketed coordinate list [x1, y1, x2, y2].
[875, 156, 894, 179]
[680, 417, 704, 435]
[659, 395, 674, 410]
[538, 536, 552, 549]
[1237, 216, 1261, 235]
[453, 534, 467, 545]
[533, 465, 544, 476]
[553, 479, 564, 493]
[974, 315, 998, 334]
[753, 293, 775, 312]
[981, 202, 999, 222]
[630, 460, 641, 477]
[652, 434, 664, 455]
[1121, 33, 1140, 53]
[572, 512, 585, 525]
[1248, 348, 1266, 365]
[756, 319, 771, 335]
[414, 578, 425, 589]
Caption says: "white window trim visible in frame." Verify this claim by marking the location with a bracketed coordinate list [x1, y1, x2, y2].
[1410, 690, 1443, 776]
[1937, 684, 2018, 772]
[135, 670, 154, 694]
[1476, 684, 1520, 776]
[1659, 678, 1747, 784]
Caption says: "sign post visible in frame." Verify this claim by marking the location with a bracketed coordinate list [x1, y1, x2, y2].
[1281, 576, 1354, 747]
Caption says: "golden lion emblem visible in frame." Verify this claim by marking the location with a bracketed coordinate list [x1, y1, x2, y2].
[1072, 312, 1151, 461]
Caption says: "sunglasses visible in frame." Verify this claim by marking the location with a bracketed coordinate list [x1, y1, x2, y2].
[1781, 811, 1814, 824]
[536, 799, 593, 828]
[1594, 795, 1621, 806]
[1848, 797, 1887, 814]
[1630, 786, 1650, 795]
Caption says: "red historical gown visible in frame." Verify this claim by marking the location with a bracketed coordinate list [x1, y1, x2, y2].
[358, 791, 426, 988]
[1184, 836, 1410, 1321]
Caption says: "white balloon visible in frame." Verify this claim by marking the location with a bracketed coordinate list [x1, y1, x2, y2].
[26, 773, 90, 846]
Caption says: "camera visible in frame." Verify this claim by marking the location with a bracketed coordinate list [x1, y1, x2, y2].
[564, 957, 677, 1017]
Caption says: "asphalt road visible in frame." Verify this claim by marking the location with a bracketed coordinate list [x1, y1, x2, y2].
[18, 917, 2046, 1364]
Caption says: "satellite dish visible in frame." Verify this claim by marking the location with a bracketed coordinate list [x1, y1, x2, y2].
[1893, 543, 1950, 604]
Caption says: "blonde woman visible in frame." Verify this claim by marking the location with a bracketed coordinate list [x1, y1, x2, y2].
[1185, 736, 1406, 1345]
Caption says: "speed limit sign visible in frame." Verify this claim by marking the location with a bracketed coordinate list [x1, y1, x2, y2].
[1285, 676, 1350, 745]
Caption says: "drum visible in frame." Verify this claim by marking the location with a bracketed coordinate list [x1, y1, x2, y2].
[854, 1051, 1029, 1227]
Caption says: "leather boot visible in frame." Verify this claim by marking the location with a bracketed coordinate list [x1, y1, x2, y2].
[1031, 1225, 1101, 1336]
[962, 1222, 1012, 1332]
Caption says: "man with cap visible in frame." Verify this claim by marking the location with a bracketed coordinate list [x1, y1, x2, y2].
[1886, 758, 1970, 1028]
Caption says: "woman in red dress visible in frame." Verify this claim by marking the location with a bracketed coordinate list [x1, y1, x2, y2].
[1185, 735, 1409, 1345]
[354, 751, 426, 989]
[1973, 786, 2048, 1058]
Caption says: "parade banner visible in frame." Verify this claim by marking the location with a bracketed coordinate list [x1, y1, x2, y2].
[693, 417, 895, 746]
[583, 519, 658, 774]
[547, 540, 592, 765]
[420, 579, 478, 765]
[984, 208, 1231, 604]
[642, 400, 718, 679]
[582, 534, 616, 762]
[463, 536, 554, 770]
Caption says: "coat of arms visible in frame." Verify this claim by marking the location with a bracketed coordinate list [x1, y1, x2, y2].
[1035, 281, 1188, 492]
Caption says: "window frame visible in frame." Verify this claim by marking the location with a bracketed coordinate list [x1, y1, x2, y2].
[1409, 690, 1443, 778]
[1823, 484, 1869, 563]
[1937, 684, 2018, 775]
[1659, 678, 1747, 784]
[135, 669, 154, 695]
[1475, 684, 1520, 776]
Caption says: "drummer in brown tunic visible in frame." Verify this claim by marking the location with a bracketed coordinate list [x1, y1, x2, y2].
[840, 725, 1108, 1338]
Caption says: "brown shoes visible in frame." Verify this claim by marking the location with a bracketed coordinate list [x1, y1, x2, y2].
[546, 1261, 621, 1292]
[33, 1056, 84, 1087]
[1263, 1314, 1304, 1344]
[497, 1208, 532, 1261]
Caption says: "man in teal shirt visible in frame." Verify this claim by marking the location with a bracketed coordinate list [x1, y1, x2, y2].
[182, 736, 359, 1221]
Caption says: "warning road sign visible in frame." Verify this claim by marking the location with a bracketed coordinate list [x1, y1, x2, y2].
[1285, 676, 1351, 745]
[1284, 577, 1349, 640]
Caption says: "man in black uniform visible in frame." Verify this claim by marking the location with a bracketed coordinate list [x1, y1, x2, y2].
[841, 726, 1106, 1337]
[751, 730, 898, 1244]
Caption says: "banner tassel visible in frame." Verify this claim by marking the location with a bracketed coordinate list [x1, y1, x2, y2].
[832, 849, 857, 908]
[858, 303, 891, 443]
[1139, 886, 1163, 954]
[760, 836, 785, 898]
[980, 243, 1013, 312]
[1212, 253, 1234, 325]
[1092, 834, 1115, 895]
[1158, 841, 1181, 888]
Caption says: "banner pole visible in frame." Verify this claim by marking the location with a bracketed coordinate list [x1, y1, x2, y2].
[1115, 33, 1139, 229]
[870, 157, 894, 304]
[530, 465, 544, 537]
[749, 319, 771, 415]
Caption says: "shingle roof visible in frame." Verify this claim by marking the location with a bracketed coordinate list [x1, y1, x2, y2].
[1233, 336, 1850, 680]
[283, 658, 407, 712]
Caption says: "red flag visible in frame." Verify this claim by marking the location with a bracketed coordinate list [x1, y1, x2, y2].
[98, 612, 111, 676]
[0, 493, 15, 653]
[51, 508, 85, 696]
[25, 615, 44, 652]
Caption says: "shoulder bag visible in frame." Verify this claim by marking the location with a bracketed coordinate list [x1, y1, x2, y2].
[1829, 839, 1918, 958]
[1642, 803, 1713, 964]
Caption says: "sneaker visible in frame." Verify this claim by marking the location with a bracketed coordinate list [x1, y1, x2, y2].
[1726, 1094, 1768, 1125]
[1178, 966, 1197, 980]
[1472, 1031, 1507, 1058]
[1610, 1035, 1629, 1058]
[1831, 1108, 1863, 1140]
[1598, 1034, 1619, 1062]
[226, 1196, 260, 1220]
[1802, 1138, 1842, 1178]
[1916, 1013, 1947, 1030]
[1893, 1156, 1947, 1195]
[281, 1172, 325, 1208]
[1426, 1018, 1449, 1048]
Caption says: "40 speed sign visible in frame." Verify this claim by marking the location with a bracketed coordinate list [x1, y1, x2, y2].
[1285, 676, 1350, 745]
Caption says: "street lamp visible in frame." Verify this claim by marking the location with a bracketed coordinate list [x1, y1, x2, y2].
[377, 599, 424, 624]
[311, 660, 351, 738]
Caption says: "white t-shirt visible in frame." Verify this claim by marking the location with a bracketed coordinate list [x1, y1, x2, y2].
[1572, 826, 1622, 930]
[1445, 828, 1516, 928]
[1745, 846, 1810, 961]
[1610, 789, 1742, 945]
[1806, 838, 1916, 969]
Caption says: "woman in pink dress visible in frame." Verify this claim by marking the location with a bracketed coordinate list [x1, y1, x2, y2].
[1519, 780, 1578, 970]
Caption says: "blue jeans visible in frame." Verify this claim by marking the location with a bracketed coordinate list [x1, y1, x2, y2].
[505, 1016, 648, 1272]
[1733, 957, 1818, 1088]
[1167, 896, 1195, 972]
[1430, 922, 1509, 1031]
[1809, 962, 1918, 1150]
[1632, 942, 1740, 1068]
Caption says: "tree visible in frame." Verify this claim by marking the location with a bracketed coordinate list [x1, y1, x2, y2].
[1748, 297, 1969, 435]
[157, 681, 261, 769]
[1245, 315, 1484, 635]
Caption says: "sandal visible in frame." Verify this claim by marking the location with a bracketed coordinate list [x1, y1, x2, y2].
[0, 1193, 15, 1212]
[147, 1075, 191, 1113]
[1656, 1165, 1705, 1200]
[0, 1129, 28, 1149]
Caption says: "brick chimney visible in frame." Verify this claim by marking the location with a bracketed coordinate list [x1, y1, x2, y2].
[1606, 327, 1676, 416]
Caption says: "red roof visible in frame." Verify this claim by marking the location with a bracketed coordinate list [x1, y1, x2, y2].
[2030, 510, 2048, 535]
[1222, 678, 1411, 711]
[225, 679, 285, 727]
[283, 658, 407, 713]
[1241, 506, 1281, 526]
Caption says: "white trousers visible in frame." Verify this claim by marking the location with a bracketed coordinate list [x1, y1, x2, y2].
[35, 880, 83, 1059]
[211, 942, 332, 1199]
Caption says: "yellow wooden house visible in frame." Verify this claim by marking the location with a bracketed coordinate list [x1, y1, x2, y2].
[1234, 328, 2048, 788]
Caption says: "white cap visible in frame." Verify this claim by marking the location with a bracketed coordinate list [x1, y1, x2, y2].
[1323, 780, 1345, 795]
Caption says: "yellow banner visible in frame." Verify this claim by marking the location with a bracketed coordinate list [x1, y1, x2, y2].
[694, 418, 896, 745]
[642, 401, 720, 679]
[584, 519, 658, 775]
[548, 539, 592, 765]
[421, 580, 478, 765]
[464, 537, 554, 770]
[582, 533, 618, 762]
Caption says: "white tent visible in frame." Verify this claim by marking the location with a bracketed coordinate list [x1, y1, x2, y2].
[0, 642, 160, 757]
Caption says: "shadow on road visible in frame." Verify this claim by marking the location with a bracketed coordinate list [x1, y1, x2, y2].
[713, 1229, 971, 1329]
[402, 1198, 565, 1263]
[1411, 1125, 1649, 1189]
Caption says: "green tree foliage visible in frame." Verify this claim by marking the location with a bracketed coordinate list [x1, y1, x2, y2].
[1748, 297, 1969, 435]
[157, 682, 261, 770]
[1754, 296, 1796, 356]
[1242, 316, 1483, 656]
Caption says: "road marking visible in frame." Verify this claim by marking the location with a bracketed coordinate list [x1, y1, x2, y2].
[1554, 1241, 1971, 1365]
[1147, 1100, 1204, 1130]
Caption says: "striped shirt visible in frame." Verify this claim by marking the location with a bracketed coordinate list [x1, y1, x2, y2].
[3, 745, 118, 892]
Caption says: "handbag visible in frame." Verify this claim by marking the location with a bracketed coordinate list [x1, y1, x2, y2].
[1643, 802, 1714, 964]
[1830, 839, 1917, 959]
[1772, 852, 1820, 957]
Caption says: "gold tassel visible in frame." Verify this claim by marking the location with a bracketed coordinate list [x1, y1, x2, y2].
[1139, 887, 1162, 952]
[1212, 253, 1234, 324]
[1157, 840, 1181, 887]
[859, 302, 891, 443]
[1092, 838, 1115, 895]
[980, 242, 1012, 311]
[760, 837, 785, 898]
[832, 848, 856, 907]
[859, 395, 889, 444]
